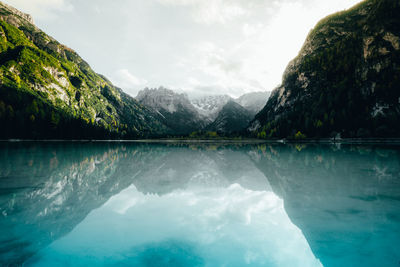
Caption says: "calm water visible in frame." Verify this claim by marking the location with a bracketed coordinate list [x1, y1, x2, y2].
[0, 142, 400, 267]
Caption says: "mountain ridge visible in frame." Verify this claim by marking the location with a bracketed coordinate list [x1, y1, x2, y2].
[136, 87, 271, 135]
[136, 87, 204, 135]
[0, 1, 169, 139]
[250, 0, 400, 139]
[206, 100, 253, 135]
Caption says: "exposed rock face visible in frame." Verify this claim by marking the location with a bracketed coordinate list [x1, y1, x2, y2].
[0, 1, 168, 139]
[137, 87, 195, 114]
[251, 0, 400, 138]
[0, 2, 34, 24]
[206, 101, 253, 134]
[136, 88, 269, 135]
[190, 94, 233, 122]
[190, 92, 271, 122]
[136, 87, 205, 134]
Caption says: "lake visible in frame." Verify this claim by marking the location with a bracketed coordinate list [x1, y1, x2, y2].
[0, 142, 399, 267]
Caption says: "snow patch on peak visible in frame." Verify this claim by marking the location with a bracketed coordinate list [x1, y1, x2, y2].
[136, 87, 191, 114]
[190, 95, 233, 120]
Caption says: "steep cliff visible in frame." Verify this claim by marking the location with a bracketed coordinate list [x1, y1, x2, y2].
[190, 94, 233, 122]
[251, 0, 400, 138]
[136, 87, 205, 135]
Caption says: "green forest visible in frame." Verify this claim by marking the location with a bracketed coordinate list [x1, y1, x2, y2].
[253, 0, 400, 139]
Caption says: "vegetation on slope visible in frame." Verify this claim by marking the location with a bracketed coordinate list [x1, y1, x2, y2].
[0, 2, 168, 139]
[252, 0, 400, 139]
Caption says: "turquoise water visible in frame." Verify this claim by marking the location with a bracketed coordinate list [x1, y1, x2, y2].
[0, 142, 399, 266]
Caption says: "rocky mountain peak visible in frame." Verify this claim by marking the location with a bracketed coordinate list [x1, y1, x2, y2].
[136, 87, 193, 114]
[0, 1, 34, 25]
[190, 94, 233, 120]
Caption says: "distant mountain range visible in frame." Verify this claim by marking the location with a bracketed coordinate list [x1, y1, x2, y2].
[1, 0, 399, 139]
[191, 94, 232, 122]
[0, 0, 270, 139]
[136, 87, 205, 135]
[136, 87, 270, 135]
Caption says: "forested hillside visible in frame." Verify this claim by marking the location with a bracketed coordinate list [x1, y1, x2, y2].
[0, 2, 168, 139]
[250, 0, 400, 139]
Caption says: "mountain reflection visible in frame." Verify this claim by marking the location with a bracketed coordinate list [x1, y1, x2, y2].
[0, 142, 165, 265]
[0, 142, 399, 266]
[251, 143, 400, 267]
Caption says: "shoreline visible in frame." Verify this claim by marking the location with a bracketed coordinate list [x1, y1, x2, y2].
[1, 138, 400, 145]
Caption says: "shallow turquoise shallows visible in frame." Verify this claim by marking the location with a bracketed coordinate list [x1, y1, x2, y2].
[0, 142, 399, 267]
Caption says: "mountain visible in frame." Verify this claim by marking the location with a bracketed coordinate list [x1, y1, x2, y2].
[0, 2, 168, 139]
[250, 0, 400, 139]
[190, 94, 233, 122]
[190, 92, 270, 121]
[235, 91, 271, 116]
[136, 89, 269, 136]
[136, 87, 206, 135]
[206, 100, 253, 135]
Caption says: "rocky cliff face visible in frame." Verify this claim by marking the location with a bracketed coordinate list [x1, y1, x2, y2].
[0, 2, 33, 24]
[190, 95, 233, 122]
[136, 88, 268, 135]
[190, 92, 270, 121]
[136, 87, 205, 134]
[0, 1, 168, 139]
[251, 0, 400, 138]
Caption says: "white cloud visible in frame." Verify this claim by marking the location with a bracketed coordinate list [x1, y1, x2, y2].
[3, 0, 363, 98]
[43, 183, 322, 266]
[157, 0, 256, 24]
[154, 0, 361, 97]
[111, 69, 148, 97]
[3, 0, 73, 20]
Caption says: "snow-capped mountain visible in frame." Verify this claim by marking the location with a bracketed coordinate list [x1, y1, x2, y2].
[136, 87, 206, 134]
[136, 87, 271, 135]
[136, 87, 194, 114]
[235, 91, 271, 115]
[190, 95, 233, 122]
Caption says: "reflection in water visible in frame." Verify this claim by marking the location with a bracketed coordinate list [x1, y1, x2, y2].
[251, 144, 400, 267]
[0, 142, 399, 266]
[29, 184, 319, 266]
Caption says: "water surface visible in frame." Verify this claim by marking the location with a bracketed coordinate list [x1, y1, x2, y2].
[0, 142, 399, 266]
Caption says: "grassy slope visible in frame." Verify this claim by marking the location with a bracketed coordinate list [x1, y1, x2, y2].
[0, 2, 168, 139]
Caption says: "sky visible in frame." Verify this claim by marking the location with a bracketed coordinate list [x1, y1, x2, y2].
[3, 0, 361, 98]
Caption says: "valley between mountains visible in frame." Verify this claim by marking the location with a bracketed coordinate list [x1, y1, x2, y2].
[0, 0, 399, 139]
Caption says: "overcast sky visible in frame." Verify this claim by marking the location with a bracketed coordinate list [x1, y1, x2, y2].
[4, 0, 361, 98]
